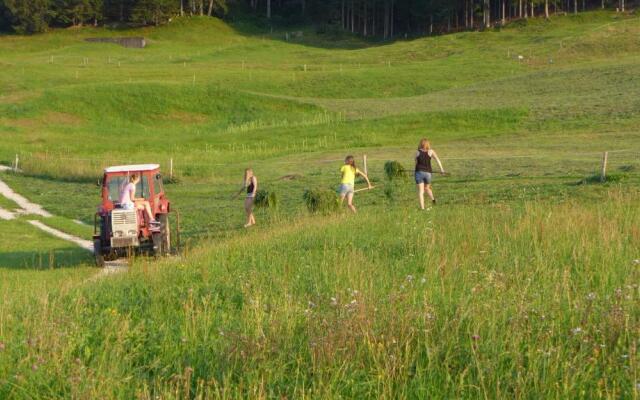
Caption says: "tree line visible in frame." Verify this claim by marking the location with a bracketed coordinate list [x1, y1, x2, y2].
[0, 0, 635, 35]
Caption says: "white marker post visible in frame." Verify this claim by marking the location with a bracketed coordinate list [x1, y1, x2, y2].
[600, 151, 608, 182]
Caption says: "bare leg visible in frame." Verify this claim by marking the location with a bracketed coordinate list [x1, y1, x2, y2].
[137, 201, 155, 222]
[244, 197, 255, 227]
[339, 193, 346, 205]
[347, 192, 356, 213]
[417, 183, 425, 210]
[425, 184, 435, 202]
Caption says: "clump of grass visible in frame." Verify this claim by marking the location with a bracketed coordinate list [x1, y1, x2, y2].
[303, 188, 339, 214]
[577, 173, 625, 185]
[163, 174, 181, 185]
[384, 161, 407, 181]
[618, 165, 635, 173]
[254, 189, 278, 209]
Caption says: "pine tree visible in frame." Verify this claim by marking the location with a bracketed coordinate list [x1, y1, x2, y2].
[3, 0, 51, 33]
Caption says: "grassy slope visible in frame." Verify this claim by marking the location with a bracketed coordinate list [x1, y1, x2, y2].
[1, 189, 639, 398]
[0, 11, 639, 398]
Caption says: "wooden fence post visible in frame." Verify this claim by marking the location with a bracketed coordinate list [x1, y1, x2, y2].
[600, 151, 608, 182]
[13, 154, 19, 172]
[170, 158, 174, 180]
[363, 154, 368, 175]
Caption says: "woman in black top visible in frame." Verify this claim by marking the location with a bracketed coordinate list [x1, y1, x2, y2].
[415, 138, 445, 209]
[234, 168, 258, 227]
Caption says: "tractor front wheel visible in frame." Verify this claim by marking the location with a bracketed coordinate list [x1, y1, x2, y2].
[94, 239, 105, 268]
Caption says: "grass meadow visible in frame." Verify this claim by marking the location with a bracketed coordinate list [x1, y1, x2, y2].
[0, 10, 639, 399]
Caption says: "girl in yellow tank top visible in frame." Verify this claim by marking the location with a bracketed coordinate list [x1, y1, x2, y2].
[338, 155, 372, 213]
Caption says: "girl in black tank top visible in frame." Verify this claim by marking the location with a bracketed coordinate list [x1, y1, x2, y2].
[415, 138, 445, 210]
[415, 149, 433, 173]
[233, 168, 258, 228]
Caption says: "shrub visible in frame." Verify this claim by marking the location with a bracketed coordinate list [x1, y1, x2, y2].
[384, 161, 407, 181]
[254, 190, 278, 209]
[303, 188, 339, 214]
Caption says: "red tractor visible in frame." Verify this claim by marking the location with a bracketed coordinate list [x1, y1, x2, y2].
[93, 164, 172, 266]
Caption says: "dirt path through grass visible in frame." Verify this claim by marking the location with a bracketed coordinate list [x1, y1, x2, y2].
[0, 206, 15, 220]
[27, 220, 93, 251]
[0, 172, 128, 273]
[0, 177, 51, 217]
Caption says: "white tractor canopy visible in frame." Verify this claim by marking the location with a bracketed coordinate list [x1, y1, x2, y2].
[104, 164, 160, 173]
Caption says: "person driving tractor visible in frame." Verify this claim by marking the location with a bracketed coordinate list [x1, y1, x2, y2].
[119, 174, 160, 227]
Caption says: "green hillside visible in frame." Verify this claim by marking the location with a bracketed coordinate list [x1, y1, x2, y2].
[1, 11, 639, 398]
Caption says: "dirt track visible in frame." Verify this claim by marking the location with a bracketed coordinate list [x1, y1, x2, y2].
[0, 170, 128, 272]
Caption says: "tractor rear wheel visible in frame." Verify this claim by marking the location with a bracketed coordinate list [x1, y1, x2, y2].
[159, 214, 171, 254]
[94, 239, 105, 268]
[152, 215, 170, 257]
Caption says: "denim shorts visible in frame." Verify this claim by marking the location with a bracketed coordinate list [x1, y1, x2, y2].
[415, 171, 432, 185]
[338, 184, 354, 196]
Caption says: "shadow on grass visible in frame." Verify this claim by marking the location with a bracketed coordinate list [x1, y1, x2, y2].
[0, 248, 91, 269]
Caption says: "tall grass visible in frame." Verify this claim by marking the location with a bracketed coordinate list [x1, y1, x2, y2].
[1, 188, 638, 398]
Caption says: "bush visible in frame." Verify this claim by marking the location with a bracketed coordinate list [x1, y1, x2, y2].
[384, 161, 407, 181]
[254, 190, 278, 209]
[303, 188, 339, 214]
[577, 173, 625, 185]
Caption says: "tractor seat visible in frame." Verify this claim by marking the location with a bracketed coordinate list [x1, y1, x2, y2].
[114, 202, 123, 209]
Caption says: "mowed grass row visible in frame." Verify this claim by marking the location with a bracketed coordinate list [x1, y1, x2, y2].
[0, 188, 638, 398]
[0, 12, 639, 185]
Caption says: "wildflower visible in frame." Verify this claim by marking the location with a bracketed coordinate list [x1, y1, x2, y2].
[31, 364, 38, 371]
[622, 354, 629, 359]
[472, 334, 480, 341]
[344, 299, 358, 308]
[587, 292, 596, 301]
[218, 330, 224, 336]
[421, 277, 427, 284]
[633, 259, 640, 265]
[330, 297, 338, 306]
[406, 275, 414, 282]
[572, 327, 583, 335]
[308, 301, 316, 308]
[181, 337, 187, 343]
